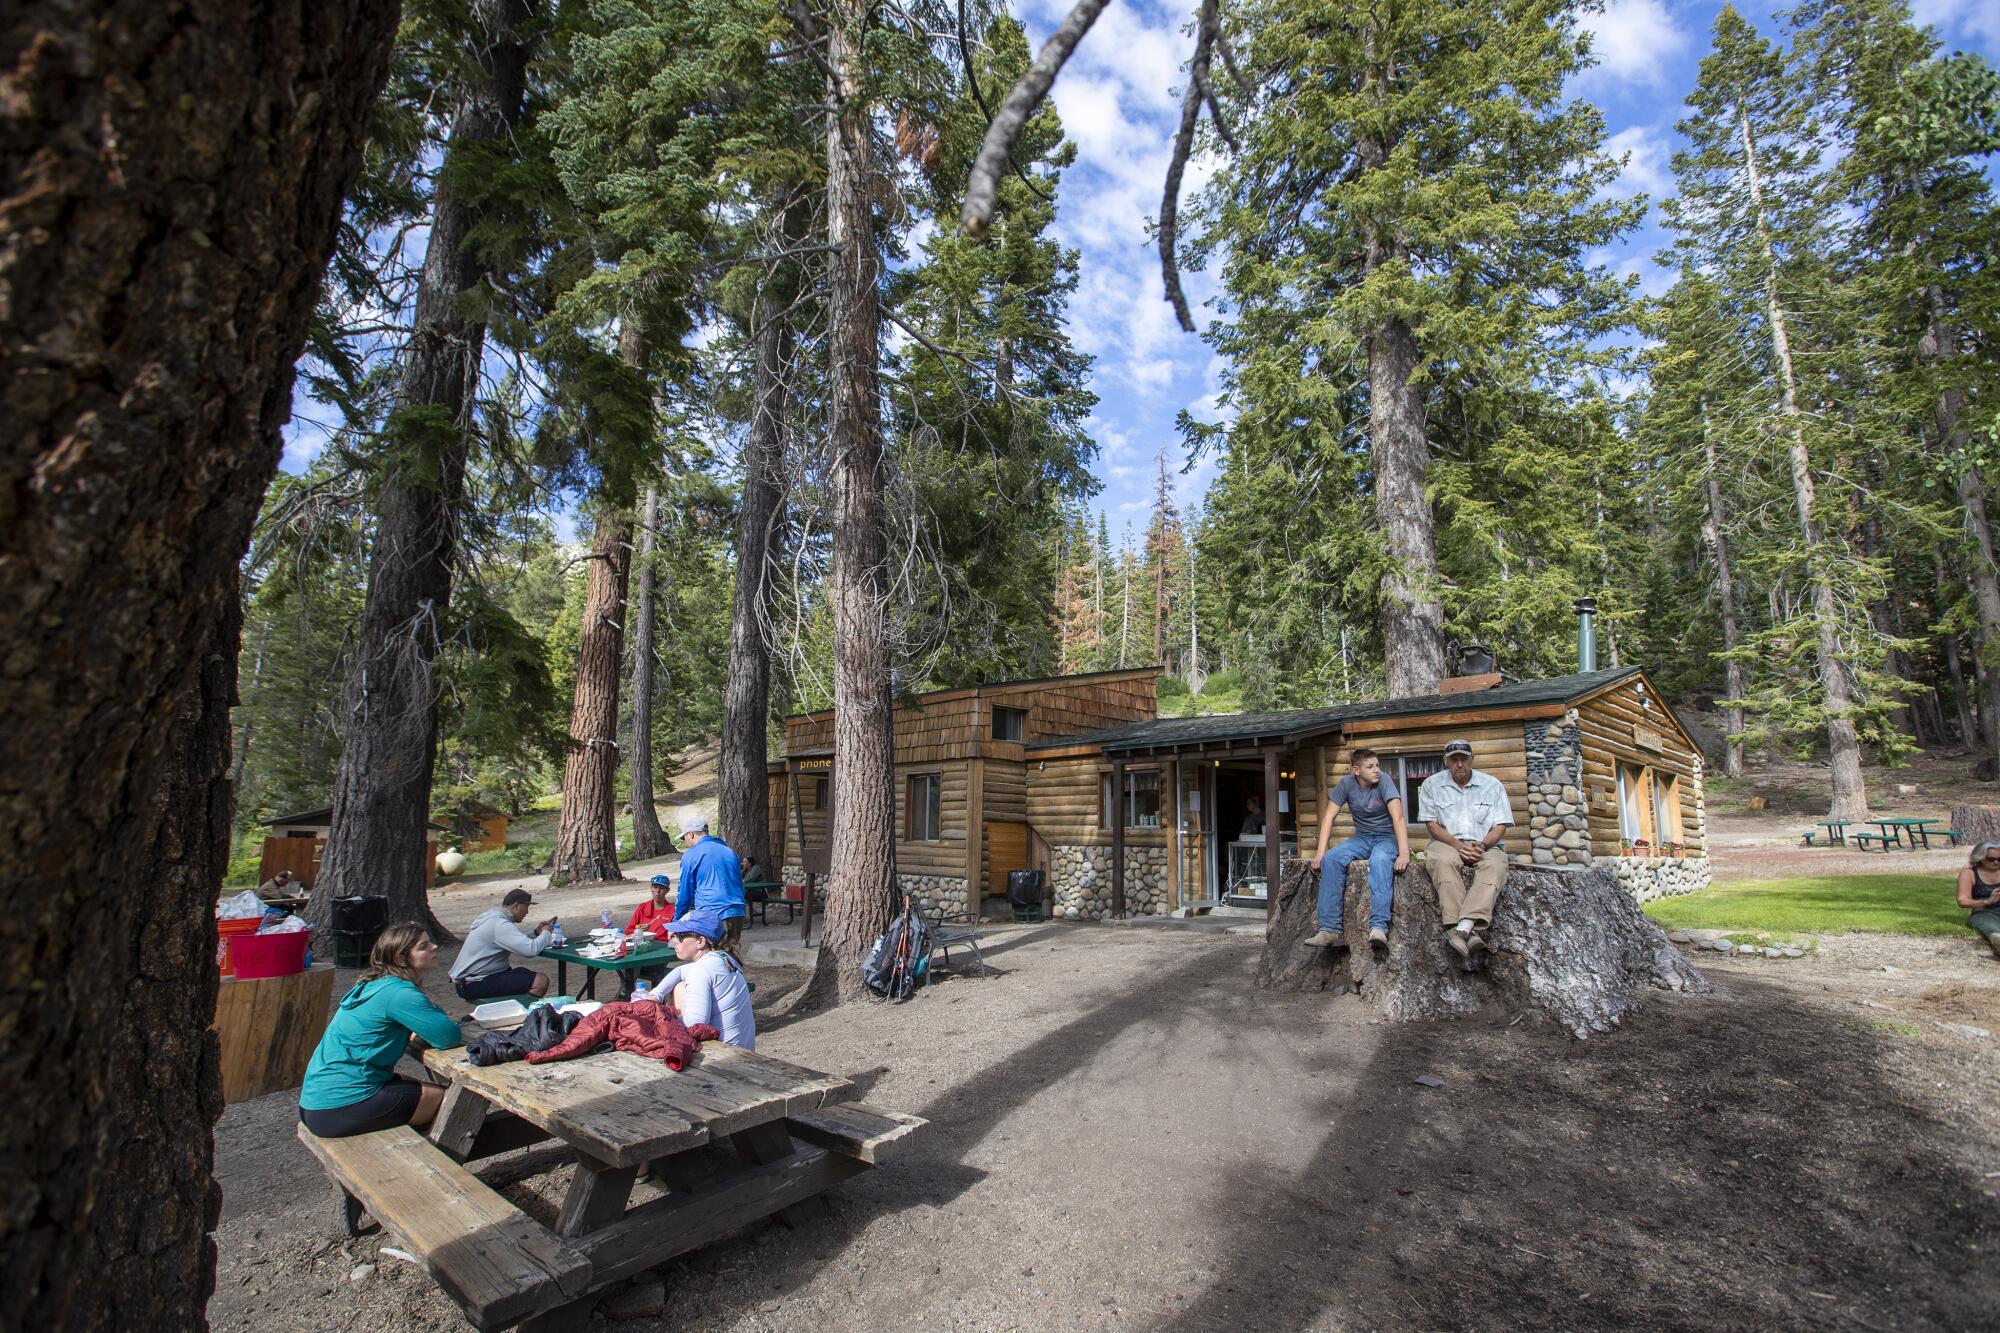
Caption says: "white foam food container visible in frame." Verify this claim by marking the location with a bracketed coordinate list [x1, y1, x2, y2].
[471, 999, 529, 1024]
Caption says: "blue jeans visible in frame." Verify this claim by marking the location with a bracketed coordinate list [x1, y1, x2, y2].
[1318, 833, 1398, 933]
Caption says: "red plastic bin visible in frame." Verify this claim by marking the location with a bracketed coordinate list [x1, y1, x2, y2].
[217, 917, 261, 977]
[229, 930, 310, 979]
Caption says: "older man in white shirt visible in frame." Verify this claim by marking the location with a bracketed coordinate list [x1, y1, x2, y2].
[1418, 739, 1514, 961]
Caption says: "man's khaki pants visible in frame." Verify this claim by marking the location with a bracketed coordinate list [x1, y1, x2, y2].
[1424, 841, 1508, 929]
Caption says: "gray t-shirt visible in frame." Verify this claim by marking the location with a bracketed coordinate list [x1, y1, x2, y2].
[1329, 773, 1404, 837]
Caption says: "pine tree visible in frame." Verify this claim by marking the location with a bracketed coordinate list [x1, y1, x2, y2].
[1665, 4, 1879, 820]
[1195, 0, 1640, 696]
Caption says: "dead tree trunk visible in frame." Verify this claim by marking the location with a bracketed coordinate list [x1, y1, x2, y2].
[1256, 860, 1707, 1038]
[1738, 102, 1868, 823]
[799, 6, 897, 1006]
[0, 0, 398, 1320]
[628, 481, 671, 860]
[314, 0, 535, 937]
[1939, 549, 1978, 746]
[716, 214, 796, 872]
[552, 508, 635, 886]
[1702, 411, 1747, 778]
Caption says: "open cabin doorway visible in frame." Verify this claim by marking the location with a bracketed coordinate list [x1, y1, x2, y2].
[1180, 759, 1297, 906]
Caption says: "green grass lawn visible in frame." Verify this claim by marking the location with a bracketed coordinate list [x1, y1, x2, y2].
[1644, 873, 1969, 937]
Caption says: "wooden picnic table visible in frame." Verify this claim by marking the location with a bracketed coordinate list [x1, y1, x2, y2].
[298, 1035, 925, 1331]
[541, 939, 676, 999]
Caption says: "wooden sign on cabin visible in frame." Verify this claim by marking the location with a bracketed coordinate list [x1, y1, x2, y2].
[1632, 724, 1665, 754]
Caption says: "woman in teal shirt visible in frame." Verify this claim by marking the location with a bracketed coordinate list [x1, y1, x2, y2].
[299, 923, 464, 1137]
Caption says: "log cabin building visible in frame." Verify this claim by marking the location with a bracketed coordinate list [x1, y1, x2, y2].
[766, 663, 1710, 921]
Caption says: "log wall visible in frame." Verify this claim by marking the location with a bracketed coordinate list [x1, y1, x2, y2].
[1323, 721, 1533, 858]
[1576, 679, 1706, 857]
[1024, 754, 1168, 849]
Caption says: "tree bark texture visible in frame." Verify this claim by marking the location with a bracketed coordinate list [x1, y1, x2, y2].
[717, 257, 794, 871]
[314, 0, 534, 936]
[1369, 315, 1447, 697]
[1701, 416, 1747, 778]
[1256, 861, 1708, 1039]
[804, 12, 897, 1006]
[0, 1, 398, 1321]
[553, 509, 635, 886]
[1737, 106, 1868, 822]
[1937, 549, 1978, 746]
[628, 481, 671, 860]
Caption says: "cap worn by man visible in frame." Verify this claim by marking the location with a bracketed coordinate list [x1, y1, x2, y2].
[1443, 739, 1473, 757]
[503, 888, 535, 908]
[681, 817, 710, 836]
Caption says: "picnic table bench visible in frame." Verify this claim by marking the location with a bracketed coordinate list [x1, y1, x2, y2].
[300, 1038, 925, 1330]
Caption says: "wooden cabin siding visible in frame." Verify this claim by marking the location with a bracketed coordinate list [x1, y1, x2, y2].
[991, 672, 1157, 743]
[1576, 679, 1706, 856]
[1024, 754, 1168, 848]
[984, 758, 1027, 821]
[1323, 722, 1533, 858]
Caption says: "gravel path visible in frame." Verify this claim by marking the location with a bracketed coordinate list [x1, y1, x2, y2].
[211, 909, 1997, 1332]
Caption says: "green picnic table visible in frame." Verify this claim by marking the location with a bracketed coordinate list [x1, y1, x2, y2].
[744, 878, 790, 926]
[541, 938, 675, 999]
[1872, 817, 1946, 851]
[1816, 820, 1853, 846]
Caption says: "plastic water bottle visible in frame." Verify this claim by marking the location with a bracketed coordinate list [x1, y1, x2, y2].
[613, 929, 627, 957]
[631, 980, 650, 1003]
[550, 919, 565, 947]
[599, 909, 613, 930]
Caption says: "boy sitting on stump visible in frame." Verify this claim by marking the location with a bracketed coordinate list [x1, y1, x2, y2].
[1305, 747, 1410, 952]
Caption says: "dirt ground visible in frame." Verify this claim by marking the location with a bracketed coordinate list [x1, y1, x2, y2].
[212, 862, 2000, 1333]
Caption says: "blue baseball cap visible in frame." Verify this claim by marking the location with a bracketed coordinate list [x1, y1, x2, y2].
[670, 908, 726, 942]
[651, 874, 672, 887]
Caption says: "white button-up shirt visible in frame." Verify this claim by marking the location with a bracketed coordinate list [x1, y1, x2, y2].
[1419, 767, 1516, 842]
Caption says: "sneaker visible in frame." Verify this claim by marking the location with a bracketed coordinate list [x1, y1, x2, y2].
[1303, 930, 1346, 949]
[1447, 928, 1471, 960]
[1368, 927, 1389, 949]
[1465, 930, 1488, 956]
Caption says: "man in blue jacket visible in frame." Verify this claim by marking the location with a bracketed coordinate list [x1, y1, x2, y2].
[675, 818, 747, 947]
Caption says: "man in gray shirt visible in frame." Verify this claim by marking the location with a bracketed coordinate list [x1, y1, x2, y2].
[449, 887, 554, 1001]
[1305, 746, 1411, 950]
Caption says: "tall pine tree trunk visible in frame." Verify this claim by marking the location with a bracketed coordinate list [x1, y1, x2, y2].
[1738, 105, 1868, 821]
[802, 7, 896, 1005]
[315, 0, 534, 935]
[1923, 298, 2000, 766]
[1937, 548, 1978, 746]
[0, 0, 396, 1320]
[629, 479, 670, 859]
[1701, 413, 1747, 778]
[717, 245, 795, 872]
[553, 508, 635, 885]
[1357, 73, 1445, 698]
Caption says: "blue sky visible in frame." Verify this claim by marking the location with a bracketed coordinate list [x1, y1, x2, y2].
[1019, 0, 2000, 536]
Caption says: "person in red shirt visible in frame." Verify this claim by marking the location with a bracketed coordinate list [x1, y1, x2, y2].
[619, 876, 676, 998]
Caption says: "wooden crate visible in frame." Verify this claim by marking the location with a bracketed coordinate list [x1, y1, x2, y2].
[215, 964, 336, 1103]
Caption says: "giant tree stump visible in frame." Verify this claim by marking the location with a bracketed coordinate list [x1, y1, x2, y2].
[1254, 857, 1707, 1038]
[1949, 805, 2000, 845]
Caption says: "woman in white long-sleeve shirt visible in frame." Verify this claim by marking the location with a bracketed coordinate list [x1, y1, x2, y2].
[652, 908, 755, 1049]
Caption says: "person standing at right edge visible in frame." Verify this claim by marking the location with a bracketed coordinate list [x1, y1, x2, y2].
[1418, 740, 1515, 963]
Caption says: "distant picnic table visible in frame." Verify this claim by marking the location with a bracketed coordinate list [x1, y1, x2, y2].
[299, 1033, 925, 1331]
[541, 939, 676, 999]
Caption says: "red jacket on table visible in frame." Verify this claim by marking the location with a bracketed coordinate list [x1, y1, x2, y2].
[524, 1000, 717, 1070]
[625, 898, 676, 940]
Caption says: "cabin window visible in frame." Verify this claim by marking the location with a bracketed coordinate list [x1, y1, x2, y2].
[1392, 753, 1446, 824]
[993, 706, 1027, 742]
[285, 830, 315, 839]
[1616, 762, 1682, 847]
[1099, 770, 1162, 829]
[906, 774, 941, 841]
[813, 777, 828, 810]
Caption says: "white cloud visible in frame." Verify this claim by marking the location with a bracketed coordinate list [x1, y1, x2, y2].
[1579, 0, 1688, 85]
[1601, 125, 1672, 199]
[1913, 0, 2000, 44]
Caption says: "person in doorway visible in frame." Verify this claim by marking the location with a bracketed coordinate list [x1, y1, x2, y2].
[1306, 747, 1411, 951]
[1419, 740, 1516, 962]
[1957, 841, 2000, 961]
[299, 923, 463, 1137]
[675, 818, 747, 948]
[620, 875, 678, 998]
[1241, 794, 1267, 837]
[449, 887, 553, 1001]
[647, 908, 756, 1050]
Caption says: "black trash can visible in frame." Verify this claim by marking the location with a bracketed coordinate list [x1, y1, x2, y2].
[330, 895, 387, 933]
[1006, 869, 1046, 921]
